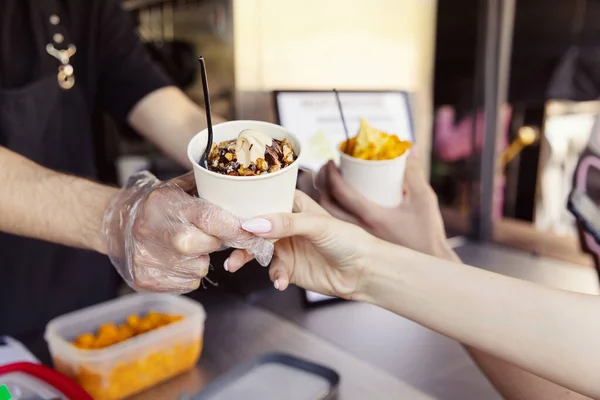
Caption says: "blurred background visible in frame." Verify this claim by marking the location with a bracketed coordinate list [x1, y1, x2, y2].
[102, 0, 600, 267]
[85, 1, 600, 398]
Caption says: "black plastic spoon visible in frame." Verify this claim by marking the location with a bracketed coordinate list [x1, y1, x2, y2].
[197, 56, 214, 169]
[333, 89, 350, 154]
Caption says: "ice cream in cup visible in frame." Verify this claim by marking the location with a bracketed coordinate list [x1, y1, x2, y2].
[338, 118, 411, 208]
[187, 120, 302, 220]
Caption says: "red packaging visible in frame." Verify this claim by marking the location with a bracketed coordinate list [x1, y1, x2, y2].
[0, 362, 92, 399]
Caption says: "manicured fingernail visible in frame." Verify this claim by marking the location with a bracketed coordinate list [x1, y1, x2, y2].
[224, 258, 229, 271]
[242, 218, 272, 234]
[274, 279, 280, 290]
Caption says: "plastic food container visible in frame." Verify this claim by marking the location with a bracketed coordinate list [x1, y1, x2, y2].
[44, 294, 206, 400]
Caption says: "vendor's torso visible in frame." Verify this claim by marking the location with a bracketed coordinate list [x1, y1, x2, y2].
[0, 0, 119, 346]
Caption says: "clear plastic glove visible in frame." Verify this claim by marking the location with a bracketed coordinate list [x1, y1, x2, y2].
[101, 171, 274, 294]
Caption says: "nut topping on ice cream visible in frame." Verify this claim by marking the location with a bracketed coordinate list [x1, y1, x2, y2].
[207, 130, 297, 176]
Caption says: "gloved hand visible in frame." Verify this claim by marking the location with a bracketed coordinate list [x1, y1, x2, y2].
[101, 171, 274, 294]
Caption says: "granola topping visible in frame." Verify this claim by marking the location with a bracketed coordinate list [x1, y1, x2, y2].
[207, 133, 297, 176]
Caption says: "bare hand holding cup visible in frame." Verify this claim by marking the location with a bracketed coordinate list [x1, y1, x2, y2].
[302, 150, 456, 260]
[226, 191, 378, 298]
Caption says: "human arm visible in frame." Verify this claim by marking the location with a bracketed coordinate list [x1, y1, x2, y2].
[0, 146, 273, 292]
[359, 241, 600, 399]
[301, 152, 588, 400]
[95, 0, 226, 169]
[429, 249, 590, 400]
[0, 146, 116, 253]
[233, 193, 599, 399]
[434, 247, 590, 400]
[128, 86, 226, 169]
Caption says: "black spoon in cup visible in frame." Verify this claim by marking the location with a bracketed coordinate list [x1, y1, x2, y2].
[197, 56, 214, 169]
[333, 89, 350, 154]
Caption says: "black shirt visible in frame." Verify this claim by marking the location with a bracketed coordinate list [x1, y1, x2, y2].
[0, 0, 171, 362]
[0, 0, 170, 123]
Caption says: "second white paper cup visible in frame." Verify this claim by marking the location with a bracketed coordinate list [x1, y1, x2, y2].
[338, 149, 409, 208]
[187, 120, 302, 220]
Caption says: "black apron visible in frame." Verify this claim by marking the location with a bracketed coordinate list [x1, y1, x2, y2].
[0, 0, 119, 363]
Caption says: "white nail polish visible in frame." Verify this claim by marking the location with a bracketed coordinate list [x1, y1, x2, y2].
[242, 218, 272, 233]
[224, 258, 229, 271]
[274, 279, 280, 290]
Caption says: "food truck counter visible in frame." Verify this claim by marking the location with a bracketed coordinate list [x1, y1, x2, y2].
[131, 292, 434, 400]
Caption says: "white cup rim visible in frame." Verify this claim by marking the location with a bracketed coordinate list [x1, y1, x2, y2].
[338, 145, 410, 165]
[187, 120, 302, 181]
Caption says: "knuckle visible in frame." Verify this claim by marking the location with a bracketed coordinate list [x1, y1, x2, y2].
[293, 191, 309, 212]
[328, 179, 343, 198]
[132, 218, 147, 239]
[203, 236, 223, 253]
[268, 266, 278, 281]
[361, 208, 385, 228]
[144, 188, 164, 207]
[279, 214, 295, 233]
[134, 274, 159, 291]
[180, 256, 210, 278]
[186, 279, 202, 291]
[422, 187, 439, 206]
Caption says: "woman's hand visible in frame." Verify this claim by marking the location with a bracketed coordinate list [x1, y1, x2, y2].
[226, 191, 380, 299]
[301, 151, 455, 259]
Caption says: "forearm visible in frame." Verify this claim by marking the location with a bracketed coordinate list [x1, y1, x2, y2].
[430, 246, 589, 399]
[129, 86, 226, 169]
[360, 241, 600, 399]
[0, 147, 118, 253]
[469, 348, 591, 399]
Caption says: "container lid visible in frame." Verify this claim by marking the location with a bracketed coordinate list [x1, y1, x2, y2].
[0, 337, 39, 365]
[0, 363, 92, 400]
[193, 353, 340, 400]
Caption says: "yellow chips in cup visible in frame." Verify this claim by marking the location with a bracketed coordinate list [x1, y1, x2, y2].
[342, 118, 411, 161]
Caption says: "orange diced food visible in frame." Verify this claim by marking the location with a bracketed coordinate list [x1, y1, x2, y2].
[70, 312, 184, 351]
[341, 118, 411, 161]
[74, 333, 95, 349]
[126, 314, 140, 328]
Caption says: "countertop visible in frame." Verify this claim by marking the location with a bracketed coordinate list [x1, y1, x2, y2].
[26, 240, 595, 400]
[132, 292, 434, 400]
[130, 240, 599, 400]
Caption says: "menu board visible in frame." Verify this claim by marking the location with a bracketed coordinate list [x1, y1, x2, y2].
[274, 90, 414, 306]
[274, 91, 414, 172]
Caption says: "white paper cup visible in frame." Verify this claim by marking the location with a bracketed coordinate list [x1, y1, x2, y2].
[187, 120, 302, 220]
[338, 147, 409, 208]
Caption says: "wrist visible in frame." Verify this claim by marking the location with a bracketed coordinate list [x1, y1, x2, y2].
[355, 237, 410, 304]
[87, 183, 119, 255]
[355, 237, 459, 307]
[430, 237, 461, 263]
[100, 171, 161, 257]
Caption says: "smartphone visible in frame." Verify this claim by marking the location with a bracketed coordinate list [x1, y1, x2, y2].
[568, 188, 600, 245]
